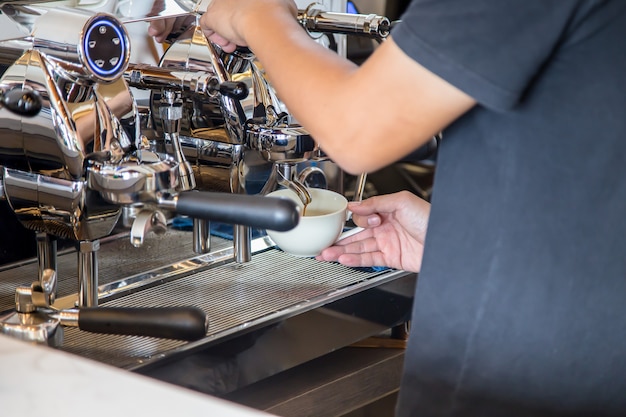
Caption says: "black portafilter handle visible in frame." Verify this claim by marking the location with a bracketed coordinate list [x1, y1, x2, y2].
[0, 87, 42, 117]
[74, 306, 208, 341]
[172, 191, 300, 232]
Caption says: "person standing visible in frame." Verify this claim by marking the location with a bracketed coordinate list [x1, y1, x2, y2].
[149, 1, 626, 415]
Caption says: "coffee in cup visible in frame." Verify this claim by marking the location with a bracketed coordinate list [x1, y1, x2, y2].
[265, 188, 348, 257]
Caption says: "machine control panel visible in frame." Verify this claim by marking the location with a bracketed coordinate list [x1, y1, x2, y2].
[81, 14, 129, 81]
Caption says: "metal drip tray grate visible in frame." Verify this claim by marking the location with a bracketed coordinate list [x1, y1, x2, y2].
[0, 229, 403, 370]
[59, 248, 394, 369]
[0, 229, 231, 312]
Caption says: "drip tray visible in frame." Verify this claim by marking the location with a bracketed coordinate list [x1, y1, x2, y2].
[0, 230, 410, 371]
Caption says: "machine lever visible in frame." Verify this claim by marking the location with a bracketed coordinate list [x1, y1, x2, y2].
[191, 5, 391, 40]
[218, 80, 248, 100]
[124, 64, 248, 99]
[298, 4, 391, 40]
[53, 306, 209, 341]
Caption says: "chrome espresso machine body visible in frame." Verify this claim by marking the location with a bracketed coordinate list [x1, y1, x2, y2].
[0, 2, 415, 414]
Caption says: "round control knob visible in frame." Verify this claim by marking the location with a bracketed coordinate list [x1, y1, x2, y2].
[80, 15, 130, 82]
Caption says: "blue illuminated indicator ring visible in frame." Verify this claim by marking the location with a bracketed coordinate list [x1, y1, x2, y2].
[82, 16, 127, 79]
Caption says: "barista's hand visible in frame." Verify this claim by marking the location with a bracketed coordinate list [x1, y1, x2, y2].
[198, 0, 298, 53]
[148, 16, 195, 43]
[316, 191, 430, 273]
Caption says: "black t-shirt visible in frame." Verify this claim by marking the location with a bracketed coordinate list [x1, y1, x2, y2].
[392, 1, 626, 416]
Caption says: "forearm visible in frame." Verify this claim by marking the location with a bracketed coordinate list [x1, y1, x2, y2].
[203, 3, 476, 174]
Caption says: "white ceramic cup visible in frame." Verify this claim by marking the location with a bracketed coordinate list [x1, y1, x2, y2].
[266, 188, 348, 257]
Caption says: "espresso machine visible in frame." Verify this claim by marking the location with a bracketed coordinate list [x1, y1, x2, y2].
[0, 2, 297, 337]
[0, 2, 415, 415]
